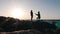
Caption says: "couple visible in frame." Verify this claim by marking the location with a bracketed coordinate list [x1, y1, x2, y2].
[30, 10, 41, 21]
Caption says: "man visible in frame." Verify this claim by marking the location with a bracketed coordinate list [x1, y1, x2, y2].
[35, 11, 41, 20]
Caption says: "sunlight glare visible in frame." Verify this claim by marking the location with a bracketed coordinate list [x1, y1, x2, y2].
[11, 8, 24, 19]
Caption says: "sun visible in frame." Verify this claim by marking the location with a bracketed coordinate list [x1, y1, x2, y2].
[11, 8, 24, 18]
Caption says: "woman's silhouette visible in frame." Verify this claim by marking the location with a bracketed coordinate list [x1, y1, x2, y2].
[30, 10, 33, 21]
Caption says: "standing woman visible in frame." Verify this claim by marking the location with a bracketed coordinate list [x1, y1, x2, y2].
[30, 10, 33, 21]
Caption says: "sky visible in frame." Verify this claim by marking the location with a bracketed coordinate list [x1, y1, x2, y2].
[0, 0, 60, 20]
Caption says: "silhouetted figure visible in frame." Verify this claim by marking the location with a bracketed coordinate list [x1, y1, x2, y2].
[35, 11, 41, 20]
[30, 10, 33, 21]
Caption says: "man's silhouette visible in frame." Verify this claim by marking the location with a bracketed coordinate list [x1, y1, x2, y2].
[35, 11, 41, 19]
[30, 10, 33, 21]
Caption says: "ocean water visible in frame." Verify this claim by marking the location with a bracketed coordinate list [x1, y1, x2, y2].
[45, 20, 60, 28]
[33, 20, 60, 28]
[56, 21, 60, 28]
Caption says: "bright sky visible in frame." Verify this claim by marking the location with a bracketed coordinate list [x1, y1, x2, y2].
[0, 0, 60, 20]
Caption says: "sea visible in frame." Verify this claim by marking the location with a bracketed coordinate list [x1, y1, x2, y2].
[32, 19, 60, 28]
